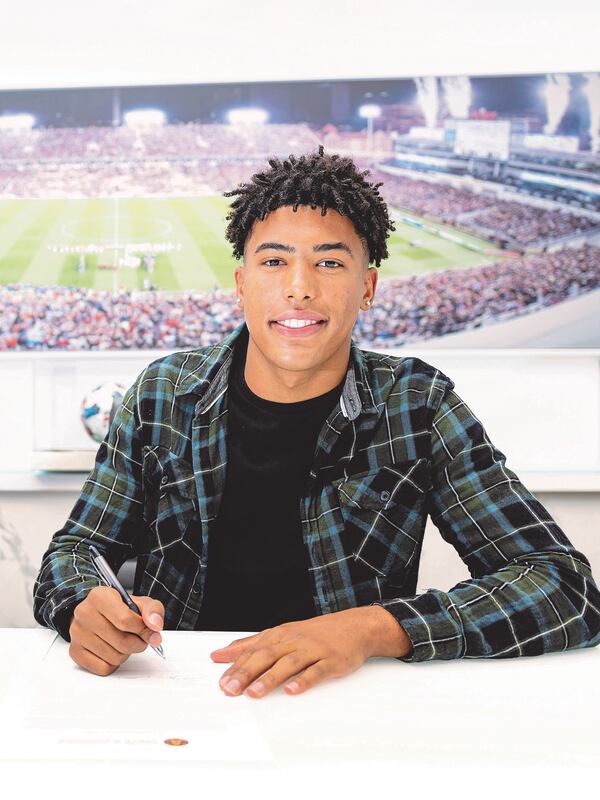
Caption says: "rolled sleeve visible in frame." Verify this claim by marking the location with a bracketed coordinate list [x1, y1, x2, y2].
[373, 385, 600, 662]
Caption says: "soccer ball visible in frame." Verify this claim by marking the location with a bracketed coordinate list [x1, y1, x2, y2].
[81, 382, 127, 444]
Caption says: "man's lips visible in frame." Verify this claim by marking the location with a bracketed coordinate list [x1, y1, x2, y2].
[272, 311, 327, 323]
[269, 319, 327, 337]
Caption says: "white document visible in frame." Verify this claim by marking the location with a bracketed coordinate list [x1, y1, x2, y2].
[0, 631, 272, 762]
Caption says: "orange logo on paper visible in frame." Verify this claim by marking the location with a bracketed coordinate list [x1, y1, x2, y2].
[164, 738, 189, 747]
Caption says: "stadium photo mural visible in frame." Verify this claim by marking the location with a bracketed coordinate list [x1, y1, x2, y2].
[1, 71, 599, 352]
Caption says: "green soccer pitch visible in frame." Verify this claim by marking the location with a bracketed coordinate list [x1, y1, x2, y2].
[0, 195, 508, 292]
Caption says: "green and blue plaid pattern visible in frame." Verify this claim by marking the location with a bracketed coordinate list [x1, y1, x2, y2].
[33, 321, 600, 662]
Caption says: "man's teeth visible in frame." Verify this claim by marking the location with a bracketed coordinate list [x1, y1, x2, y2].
[276, 319, 320, 328]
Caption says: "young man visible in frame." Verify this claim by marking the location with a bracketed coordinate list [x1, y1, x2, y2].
[34, 146, 600, 699]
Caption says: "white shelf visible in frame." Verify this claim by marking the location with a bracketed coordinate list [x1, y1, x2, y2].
[31, 451, 96, 472]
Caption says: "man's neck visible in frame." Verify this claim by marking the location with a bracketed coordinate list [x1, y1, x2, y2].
[242, 336, 349, 403]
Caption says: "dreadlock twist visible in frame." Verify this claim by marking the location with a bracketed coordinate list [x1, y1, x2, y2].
[223, 145, 395, 267]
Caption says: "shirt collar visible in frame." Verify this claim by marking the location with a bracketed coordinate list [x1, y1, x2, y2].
[174, 320, 378, 420]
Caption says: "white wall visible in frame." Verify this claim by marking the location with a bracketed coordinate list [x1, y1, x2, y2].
[0, 0, 599, 90]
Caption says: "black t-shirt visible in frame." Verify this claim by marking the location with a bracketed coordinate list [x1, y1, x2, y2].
[195, 328, 345, 631]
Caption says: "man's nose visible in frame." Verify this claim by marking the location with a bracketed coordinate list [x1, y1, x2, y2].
[283, 261, 317, 301]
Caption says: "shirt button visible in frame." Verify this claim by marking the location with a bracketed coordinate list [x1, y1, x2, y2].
[192, 586, 200, 594]
[380, 490, 391, 503]
[161, 475, 169, 485]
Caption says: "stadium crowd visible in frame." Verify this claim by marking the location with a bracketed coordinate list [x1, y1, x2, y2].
[358, 243, 600, 344]
[366, 167, 493, 223]
[467, 201, 597, 245]
[367, 168, 599, 246]
[2, 245, 599, 351]
[0, 122, 320, 162]
[0, 285, 244, 350]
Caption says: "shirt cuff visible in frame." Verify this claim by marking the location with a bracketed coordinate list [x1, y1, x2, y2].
[52, 604, 78, 642]
[370, 589, 466, 662]
[46, 580, 104, 643]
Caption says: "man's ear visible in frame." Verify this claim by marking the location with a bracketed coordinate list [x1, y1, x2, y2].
[365, 265, 378, 303]
[234, 266, 244, 303]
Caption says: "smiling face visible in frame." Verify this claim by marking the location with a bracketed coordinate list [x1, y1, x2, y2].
[234, 204, 378, 402]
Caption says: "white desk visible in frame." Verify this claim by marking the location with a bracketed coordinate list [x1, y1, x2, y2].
[2, 628, 599, 793]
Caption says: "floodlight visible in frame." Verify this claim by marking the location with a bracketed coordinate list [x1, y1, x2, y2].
[358, 104, 381, 120]
[358, 105, 381, 152]
[0, 113, 35, 129]
[227, 108, 268, 124]
[123, 109, 166, 127]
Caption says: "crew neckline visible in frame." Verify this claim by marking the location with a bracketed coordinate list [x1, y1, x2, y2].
[231, 328, 345, 414]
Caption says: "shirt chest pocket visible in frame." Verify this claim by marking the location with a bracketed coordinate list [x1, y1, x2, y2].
[141, 450, 200, 562]
[332, 457, 431, 580]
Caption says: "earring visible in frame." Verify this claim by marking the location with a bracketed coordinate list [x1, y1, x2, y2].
[236, 296, 242, 305]
[365, 299, 371, 307]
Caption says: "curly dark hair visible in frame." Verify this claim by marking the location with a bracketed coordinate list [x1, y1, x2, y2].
[222, 144, 395, 267]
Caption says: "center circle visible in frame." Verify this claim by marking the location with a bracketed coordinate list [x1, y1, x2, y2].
[61, 215, 173, 243]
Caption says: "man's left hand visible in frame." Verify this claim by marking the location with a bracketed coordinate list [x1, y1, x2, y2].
[210, 605, 412, 699]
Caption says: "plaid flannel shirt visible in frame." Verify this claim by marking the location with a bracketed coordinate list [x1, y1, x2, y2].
[33, 320, 600, 661]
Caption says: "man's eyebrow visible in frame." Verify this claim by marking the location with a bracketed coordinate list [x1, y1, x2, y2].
[314, 242, 354, 257]
[253, 242, 354, 257]
[254, 242, 296, 254]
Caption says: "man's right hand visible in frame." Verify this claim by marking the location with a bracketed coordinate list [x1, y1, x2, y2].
[68, 586, 165, 676]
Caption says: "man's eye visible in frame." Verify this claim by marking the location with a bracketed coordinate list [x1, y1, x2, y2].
[262, 259, 341, 268]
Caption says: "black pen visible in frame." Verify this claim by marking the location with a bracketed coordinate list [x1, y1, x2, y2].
[88, 544, 165, 659]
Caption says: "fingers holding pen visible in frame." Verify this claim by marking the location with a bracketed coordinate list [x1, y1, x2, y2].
[86, 549, 166, 654]
[96, 587, 164, 645]
[67, 586, 166, 678]
[70, 597, 148, 657]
